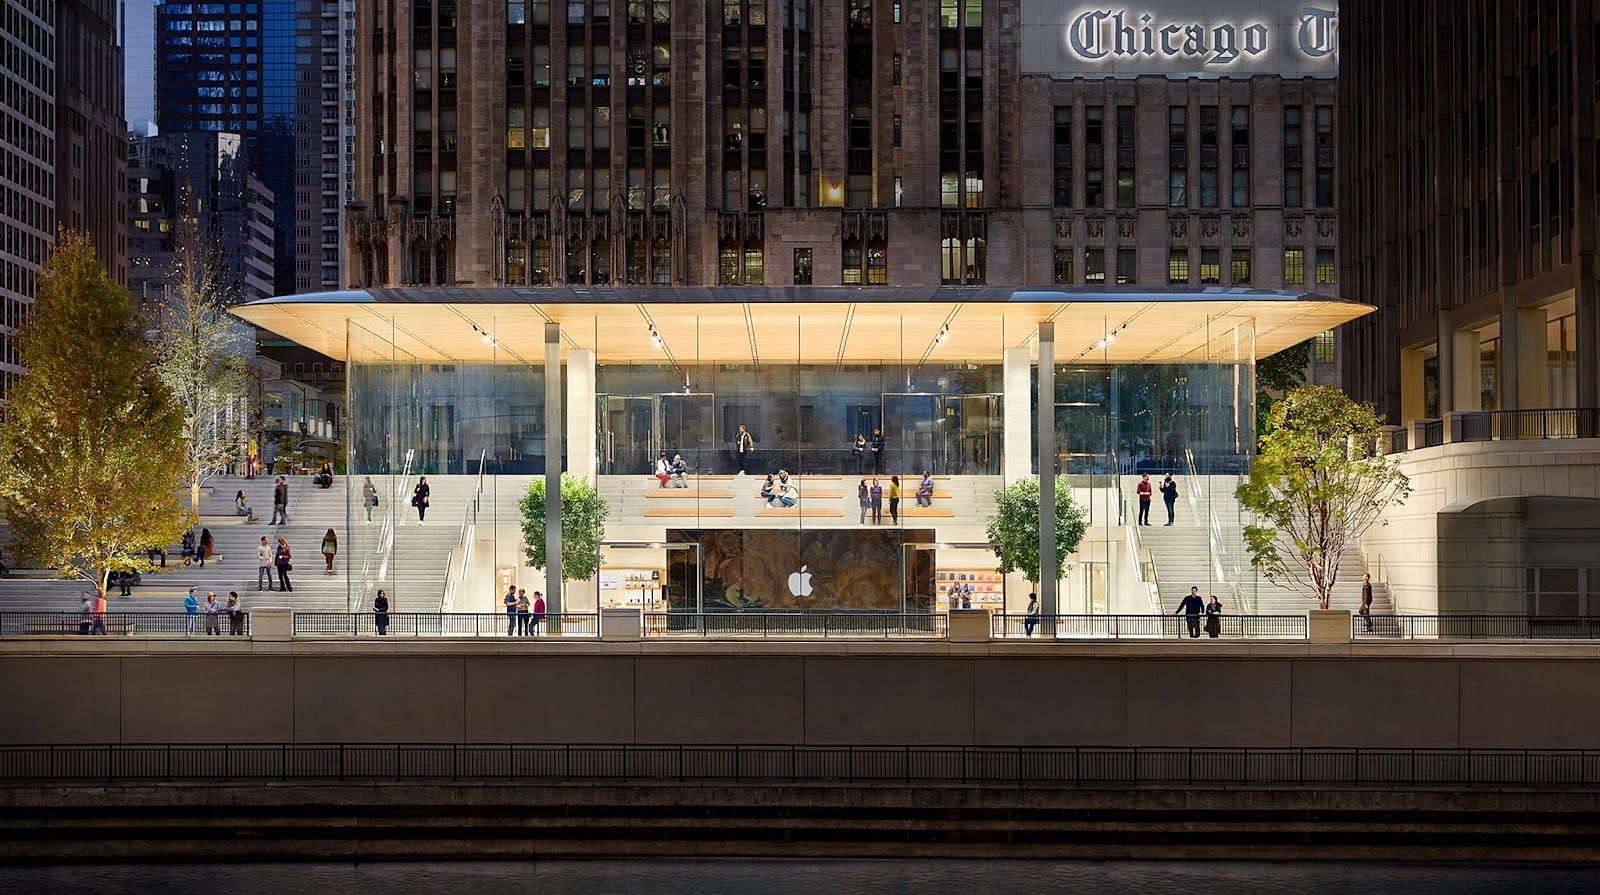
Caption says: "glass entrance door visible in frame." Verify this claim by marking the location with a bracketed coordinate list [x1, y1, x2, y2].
[882, 393, 937, 475]
[598, 396, 653, 475]
[939, 394, 1002, 475]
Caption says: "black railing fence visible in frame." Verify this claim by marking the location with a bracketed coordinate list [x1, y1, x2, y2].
[292, 612, 599, 637]
[1454, 408, 1600, 442]
[991, 614, 1308, 640]
[5, 743, 1600, 788]
[1355, 614, 1600, 640]
[642, 611, 947, 638]
[0, 612, 249, 636]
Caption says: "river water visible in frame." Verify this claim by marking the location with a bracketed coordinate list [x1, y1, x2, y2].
[3, 860, 1597, 894]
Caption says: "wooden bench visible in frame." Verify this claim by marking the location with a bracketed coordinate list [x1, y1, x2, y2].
[643, 507, 735, 518]
[901, 506, 957, 518]
[643, 489, 734, 499]
[754, 507, 844, 519]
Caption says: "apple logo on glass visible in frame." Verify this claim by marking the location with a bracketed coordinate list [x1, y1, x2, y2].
[787, 566, 815, 598]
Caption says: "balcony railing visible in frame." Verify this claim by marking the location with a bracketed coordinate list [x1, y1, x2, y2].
[642, 611, 947, 639]
[1453, 408, 1600, 443]
[1355, 614, 1600, 640]
[991, 614, 1307, 640]
[0, 612, 248, 636]
[293, 612, 599, 637]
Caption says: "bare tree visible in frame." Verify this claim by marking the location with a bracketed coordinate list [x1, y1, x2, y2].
[153, 223, 254, 517]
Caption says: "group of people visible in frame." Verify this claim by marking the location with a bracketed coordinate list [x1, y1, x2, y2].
[760, 470, 799, 507]
[1134, 473, 1181, 526]
[854, 472, 934, 524]
[503, 585, 548, 636]
[1174, 587, 1226, 638]
[851, 429, 887, 474]
[654, 453, 690, 489]
[181, 587, 247, 635]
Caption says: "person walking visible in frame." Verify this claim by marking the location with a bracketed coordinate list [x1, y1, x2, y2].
[1175, 586, 1205, 638]
[1204, 594, 1223, 639]
[227, 592, 245, 636]
[857, 479, 870, 524]
[321, 528, 338, 575]
[869, 477, 884, 525]
[256, 536, 274, 591]
[888, 475, 901, 524]
[734, 424, 755, 475]
[503, 585, 518, 636]
[274, 538, 293, 592]
[1360, 573, 1374, 632]
[515, 590, 530, 636]
[1160, 474, 1179, 526]
[203, 592, 222, 635]
[870, 427, 886, 474]
[78, 592, 93, 635]
[531, 591, 547, 636]
[851, 434, 867, 474]
[1136, 473, 1153, 526]
[411, 476, 431, 523]
[916, 471, 935, 508]
[90, 590, 108, 635]
[235, 490, 257, 524]
[184, 587, 200, 635]
[373, 589, 390, 636]
[1024, 593, 1041, 637]
[362, 477, 379, 524]
[271, 476, 289, 525]
[180, 529, 197, 566]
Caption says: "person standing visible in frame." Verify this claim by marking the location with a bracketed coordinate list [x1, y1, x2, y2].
[203, 592, 222, 635]
[362, 477, 379, 524]
[227, 592, 245, 636]
[1360, 573, 1374, 632]
[734, 424, 755, 475]
[515, 590, 530, 636]
[851, 434, 867, 475]
[1024, 593, 1041, 637]
[870, 427, 886, 474]
[412, 476, 431, 523]
[373, 589, 390, 636]
[531, 591, 547, 636]
[257, 536, 274, 591]
[184, 587, 200, 635]
[869, 477, 884, 525]
[1136, 474, 1153, 526]
[271, 476, 289, 525]
[321, 528, 338, 575]
[503, 585, 518, 636]
[1160, 474, 1178, 526]
[1204, 594, 1223, 639]
[274, 538, 293, 592]
[90, 590, 108, 635]
[1175, 586, 1205, 638]
[857, 479, 870, 524]
[888, 475, 901, 524]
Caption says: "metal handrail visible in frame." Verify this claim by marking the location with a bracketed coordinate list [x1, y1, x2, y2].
[0, 611, 250, 636]
[1182, 448, 1252, 614]
[991, 612, 1306, 640]
[641, 611, 948, 639]
[353, 448, 414, 611]
[440, 449, 488, 613]
[294, 611, 598, 637]
[1354, 614, 1600, 640]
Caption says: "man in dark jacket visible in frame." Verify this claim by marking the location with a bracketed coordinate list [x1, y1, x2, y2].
[271, 476, 289, 525]
[1160, 474, 1178, 525]
[1175, 586, 1205, 638]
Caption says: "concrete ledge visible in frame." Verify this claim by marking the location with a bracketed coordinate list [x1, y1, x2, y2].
[643, 507, 735, 518]
[1309, 609, 1352, 644]
[600, 608, 641, 641]
[643, 489, 734, 499]
[947, 609, 990, 643]
[754, 507, 844, 518]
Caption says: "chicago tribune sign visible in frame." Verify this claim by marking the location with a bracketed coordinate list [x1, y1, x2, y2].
[1022, 0, 1339, 78]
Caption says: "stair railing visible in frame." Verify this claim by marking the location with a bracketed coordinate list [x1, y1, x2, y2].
[440, 449, 487, 613]
[1182, 448, 1253, 615]
[352, 448, 414, 611]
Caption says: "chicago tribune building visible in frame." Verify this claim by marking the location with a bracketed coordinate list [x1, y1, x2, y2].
[237, 1, 1363, 620]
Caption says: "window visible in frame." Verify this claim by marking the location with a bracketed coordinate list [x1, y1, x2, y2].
[1313, 329, 1335, 364]
[719, 244, 740, 284]
[1053, 246, 1073, 284]
[1231, 249, 1251, 284]
[1200, 248, 1221, 284]
[1168, 170, 1186, 207]
[1284, 248, 1305, 285]
[1085, 169, 1103, 208]
[893, 115, 902, 148]
[744, 247, 764, 285]
[1168, 248, 1189, 284]
[1314, 248, 1335, 285]
[1115, 248, 1135, 285]
[793, 248, 813, 285]
[1284, 168, 1303, 207]
[1526, 568, 1583, 617]
[1116, 167, 1134, 206]
[1083, 248, 1105, 284]
[1053, 106, 1072, 207]
[1231, 167, 1249, 206]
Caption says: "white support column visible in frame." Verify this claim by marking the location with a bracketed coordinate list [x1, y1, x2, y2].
[1002, 347, 1032, 483]
[1037, 323, 1056, 618]
[566, 348, 596, 482]
[544, 323, 563, 616]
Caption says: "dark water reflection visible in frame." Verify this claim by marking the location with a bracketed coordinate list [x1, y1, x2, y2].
[4, 859, 1598, 895]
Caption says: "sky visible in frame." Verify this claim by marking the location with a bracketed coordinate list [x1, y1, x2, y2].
[122, 0, 157, 133]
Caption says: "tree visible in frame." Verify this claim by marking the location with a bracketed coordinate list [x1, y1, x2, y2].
[519, 474, 609, 582]
[0, 231, 190, 593]
[1236, 385, 1411, 609]
[985, 478, 1088, 587]
[1256, 339, 1311, 435]
[154, 226, 253, 516]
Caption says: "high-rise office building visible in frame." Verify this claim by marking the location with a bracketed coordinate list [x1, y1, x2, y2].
[55, 0, 127, 285]
[1341, 0, 1597, 431]
[127, 130, 277, 308]
[0, 0, 56, 401]
[294, 0, 355, 292]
